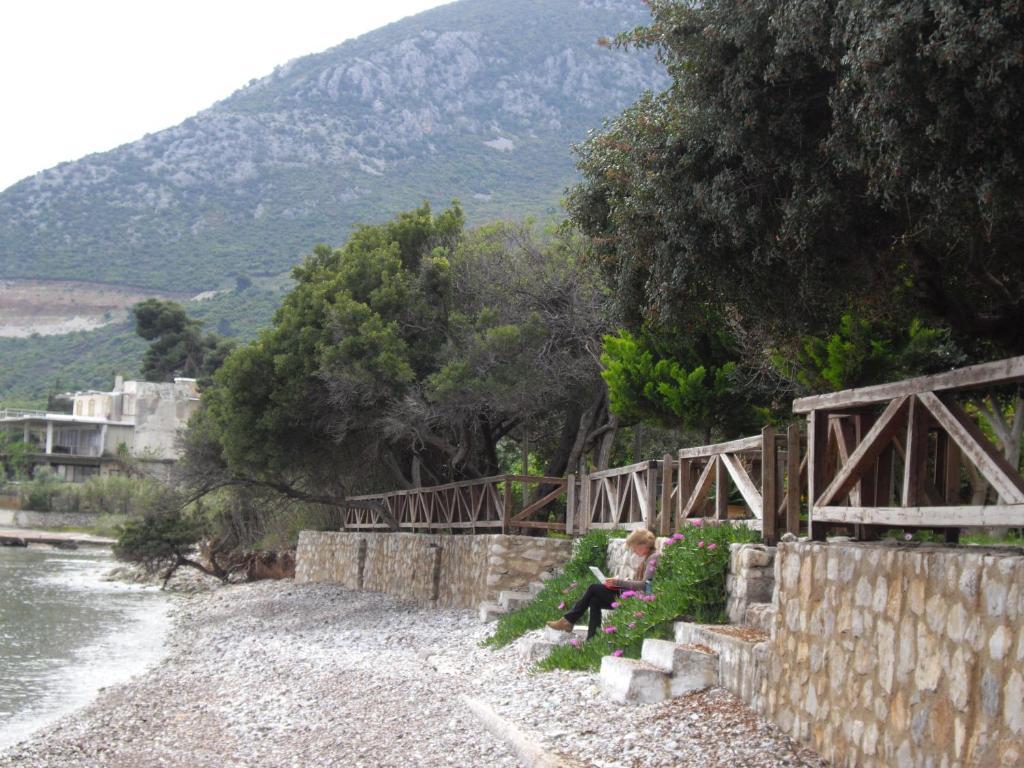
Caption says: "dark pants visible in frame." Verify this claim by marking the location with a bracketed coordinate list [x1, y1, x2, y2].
[564, 583, 618, 639]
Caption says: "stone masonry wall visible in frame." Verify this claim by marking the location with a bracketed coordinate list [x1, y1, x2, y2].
[295, 531, 571, 609]
[764, 541, 1024, 768]
[726, 543, 776, 625]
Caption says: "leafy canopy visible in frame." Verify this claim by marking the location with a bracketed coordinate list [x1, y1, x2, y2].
[569, 0, 1024, 359]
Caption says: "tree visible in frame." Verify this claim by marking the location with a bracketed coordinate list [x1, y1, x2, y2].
[569, 0, 1024, 360]
[601, 322, 765, 443]
[132, 299, 233, 385]
[189, 206, 615, 533]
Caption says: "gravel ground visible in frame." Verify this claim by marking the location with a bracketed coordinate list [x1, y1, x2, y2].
[0, 581, 829, 768]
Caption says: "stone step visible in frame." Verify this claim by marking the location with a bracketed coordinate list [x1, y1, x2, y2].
[498, 590, 534, 611]
[518, 639, 557, 663]
[674, 621, 770, 706]
[744, 602, 776, 634]
[541, 625, 588, 643]
[479, 602, 507, 623]
[600, 656, 671, 704]
[640, 638, 719, 696]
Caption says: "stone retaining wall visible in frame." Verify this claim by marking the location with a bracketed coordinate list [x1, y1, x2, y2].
[764, 541, 1024, 767]
[296, 531, 571, 609]
[0, 508, 102, 529]
[726, 543, 776, 624]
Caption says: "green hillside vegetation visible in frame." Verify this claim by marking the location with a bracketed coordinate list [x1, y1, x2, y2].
[0, 287, 283, 406]
[0, 0, 663, 293]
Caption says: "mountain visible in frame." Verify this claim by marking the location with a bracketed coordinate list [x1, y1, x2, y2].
[0, 0, 665, 293]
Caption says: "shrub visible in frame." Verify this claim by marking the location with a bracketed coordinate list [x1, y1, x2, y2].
[536, 520, 759, 671]
[482, 529, 626, 648]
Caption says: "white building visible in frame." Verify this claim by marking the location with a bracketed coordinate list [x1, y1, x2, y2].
[0, 376, 201, 481]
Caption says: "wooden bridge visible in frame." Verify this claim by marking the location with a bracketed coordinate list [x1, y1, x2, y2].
[340, 356, 1024, 543]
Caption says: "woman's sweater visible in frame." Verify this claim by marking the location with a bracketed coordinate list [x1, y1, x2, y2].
[617, 551, 660, 592]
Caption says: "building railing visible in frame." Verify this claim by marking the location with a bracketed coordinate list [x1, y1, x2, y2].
[0, 409, 48, 420]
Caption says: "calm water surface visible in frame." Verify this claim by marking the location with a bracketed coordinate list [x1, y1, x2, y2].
[0, 546, 171, 751]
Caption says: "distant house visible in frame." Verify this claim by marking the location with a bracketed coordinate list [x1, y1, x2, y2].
[0, 376, 200, 481]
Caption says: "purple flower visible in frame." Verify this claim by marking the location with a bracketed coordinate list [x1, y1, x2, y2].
[697, 540, 705, 548]
[634, 611, 645, 618]
[611, 601, 620, 609]
[904, 533, 913, 541]
[628, 622, 636, 629]
[708, 542, 718, 551]
[603, 625, 617, 634]
[671, 532, 685, 540]
[620, 590, 637, 599]
[612, 649, 624, 657]
[558, 601, 566, 610]
[569, 637, 580, 647]
[692, 518, 704, 528]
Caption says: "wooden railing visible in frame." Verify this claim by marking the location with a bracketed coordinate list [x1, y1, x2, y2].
[576, 459, 663, 532]
[675, 427, 804, 543]
[338, 357, 1024, 542]
[342, 474, 569, 533]
[793, 356, 1024, 539]
[573, 428, 804, 543]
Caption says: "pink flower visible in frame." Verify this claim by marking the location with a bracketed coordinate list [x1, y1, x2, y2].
[603, 625, 617, 634]
[628, 622, 636, 629]
[569, 637, 580, 647]
[620, 590, 637, 599]
[610, 601, 619, 609]
[692, 518, 704, 527]
[708, 543, 718, 551]
[671, 532, 685, 540]
[634, 611, 645, 618]
[612, 649, 623, 657]
[641, 594, 656, 602]
[558, 601, 566, 610]
[697, 540, 705, 548]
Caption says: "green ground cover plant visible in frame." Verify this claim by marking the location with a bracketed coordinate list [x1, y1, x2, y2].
[482, 529, 625, 648]
[536, 520, 760, 671]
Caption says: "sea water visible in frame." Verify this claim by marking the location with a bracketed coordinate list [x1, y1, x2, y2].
[0, 546, 171, 751]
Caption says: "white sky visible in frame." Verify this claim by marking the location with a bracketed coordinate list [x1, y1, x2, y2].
[0, 1, 451, 192]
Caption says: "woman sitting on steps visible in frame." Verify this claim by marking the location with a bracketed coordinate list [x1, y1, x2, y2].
[546, 528, 659, 640]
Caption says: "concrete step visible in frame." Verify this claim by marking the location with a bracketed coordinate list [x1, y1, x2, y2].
[498, 590, 534, 611]
[479, 602, 506, 623]
[600, 656, 671, 704]
[640, 638, 719, 696]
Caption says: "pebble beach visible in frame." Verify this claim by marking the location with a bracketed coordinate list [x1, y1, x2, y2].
[0, 581, 828, 767]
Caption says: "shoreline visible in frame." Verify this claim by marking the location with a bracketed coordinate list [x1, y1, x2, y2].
[0, 581, 827, 768]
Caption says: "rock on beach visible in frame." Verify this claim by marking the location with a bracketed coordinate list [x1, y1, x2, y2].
[0, 581, 826, 768]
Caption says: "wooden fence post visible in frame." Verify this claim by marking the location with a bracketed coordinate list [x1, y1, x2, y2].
[807, 411, 829, 540]
[660, 454, 674, 536]
[786, 423, 801, 537]
[579, 473, 591, 533]
[502, 477, 511, 536]
[645, 462, 658, 531]
[762, 426, 777, 544]
[565, 474, 576, 536]
[715, 455, 729, 520]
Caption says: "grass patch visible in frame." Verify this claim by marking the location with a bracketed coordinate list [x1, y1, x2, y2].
[536, 521, 760, 672]
[482, 529, 626, 648]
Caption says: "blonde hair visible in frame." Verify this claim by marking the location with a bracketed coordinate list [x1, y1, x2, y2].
[625, 529, 656, 550]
